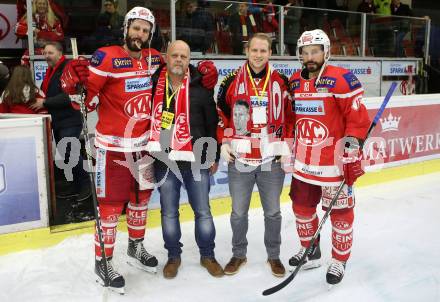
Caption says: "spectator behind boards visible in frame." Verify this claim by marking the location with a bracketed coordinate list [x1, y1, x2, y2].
[0, 65, 47, 114]
[15, 0, 65, 47]
[176, 0, 215, 54]
[0, 61, 10, 96]
[228, 2, 262, 55]
[30, 41, 91, 220]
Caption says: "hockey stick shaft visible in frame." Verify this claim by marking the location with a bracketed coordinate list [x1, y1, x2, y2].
[262, 82, 398, 296]
[70, 38, 110, 287]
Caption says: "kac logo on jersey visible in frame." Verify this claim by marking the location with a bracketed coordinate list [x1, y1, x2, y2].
[113, 57, 133, 69]
[295, 100, 325, 115]
[125, 77, 152, 92]
[124, 93, 152, 120]
[0, 164, 5, 194]
[296, 118, 329, 146]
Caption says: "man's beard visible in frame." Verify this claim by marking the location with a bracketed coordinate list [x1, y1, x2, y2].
[304, 61, 324, 73]
[170, 65, 185, 76]
[46, 58, 56, 68]
[125, 36, 149, 51]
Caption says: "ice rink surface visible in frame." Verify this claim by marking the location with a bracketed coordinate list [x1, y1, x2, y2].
[1, 173, 439, 302]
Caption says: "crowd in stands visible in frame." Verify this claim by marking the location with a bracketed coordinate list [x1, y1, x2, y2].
[8, 0, 422, 58]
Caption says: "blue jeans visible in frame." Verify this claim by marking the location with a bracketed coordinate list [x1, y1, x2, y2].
[154, 166, 216, 259]
[228, 161, 285, 259]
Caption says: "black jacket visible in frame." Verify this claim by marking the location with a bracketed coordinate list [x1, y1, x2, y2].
[151, 64, 219, 169]
[391, 3, 412, 16]
[43, 59, 82, 130]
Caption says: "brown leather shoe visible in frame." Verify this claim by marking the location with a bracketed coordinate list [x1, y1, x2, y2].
[200, 257, 224, 277]
[224, 257, 247, 275]
[163, 257, 181, 279]
[268, 258, 286, 277]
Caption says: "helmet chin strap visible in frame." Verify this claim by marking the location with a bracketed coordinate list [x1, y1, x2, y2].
[314, 52, 330, 88]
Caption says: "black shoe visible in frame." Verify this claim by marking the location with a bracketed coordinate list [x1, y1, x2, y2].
[95, 257, 125, 294]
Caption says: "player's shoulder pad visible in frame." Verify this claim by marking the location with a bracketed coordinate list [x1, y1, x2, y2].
[336, 66, 362, 91]
[288, 70, 302, 91]
[142, 48, 163, 71]
[90, 49, 107, 67]
[90, 46, 114, 68]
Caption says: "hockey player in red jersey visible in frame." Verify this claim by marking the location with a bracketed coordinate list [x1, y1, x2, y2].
[60, 6, 219, 294]
[288, 29, 370, 285]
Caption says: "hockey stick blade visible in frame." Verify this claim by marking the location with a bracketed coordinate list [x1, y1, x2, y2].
[262, 82, 397, 296]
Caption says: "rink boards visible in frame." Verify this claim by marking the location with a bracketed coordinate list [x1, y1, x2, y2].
[0, 94, 439, 255]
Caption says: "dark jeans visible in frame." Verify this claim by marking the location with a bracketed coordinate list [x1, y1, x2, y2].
[53, 125, 88, 190]
[154, 165, 216, 259]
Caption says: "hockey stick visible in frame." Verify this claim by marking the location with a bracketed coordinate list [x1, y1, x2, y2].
[262, 82, 398, 296]
[70, 38, 110, 288]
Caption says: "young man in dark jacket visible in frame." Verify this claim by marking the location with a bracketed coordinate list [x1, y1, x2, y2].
[147, 40, 222, 279]
[31, 41, 91, 216]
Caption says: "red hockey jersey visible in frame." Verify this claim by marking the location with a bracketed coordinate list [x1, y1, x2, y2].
[289, 65, 370, 186]
[217, 63, 294, 166]
[86, 45, 163, 152]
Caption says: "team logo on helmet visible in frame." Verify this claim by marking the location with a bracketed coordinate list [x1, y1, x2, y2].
[138, 9, 150, 17]
[124, 93, 152, 120]
[301, 34, 313, 44]
[296, 118, 329, 146]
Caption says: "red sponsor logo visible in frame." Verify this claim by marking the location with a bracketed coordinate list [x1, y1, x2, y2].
[124, 93, 151, 120]
[296, 118, 329, 146]
[333, 220, 351, 230]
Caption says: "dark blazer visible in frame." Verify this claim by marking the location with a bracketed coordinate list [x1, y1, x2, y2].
[43, 59, 82, 130]
[391, 3, 412, 16]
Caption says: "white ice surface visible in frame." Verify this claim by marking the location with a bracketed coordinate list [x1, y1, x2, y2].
[1, 173, 440, 302]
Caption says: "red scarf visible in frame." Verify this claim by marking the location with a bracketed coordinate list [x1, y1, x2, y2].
[239, 13, 258, 40]
[146, 66, 194, 162]
[41, 55, 65, 94]
[228, 62, 289, 160]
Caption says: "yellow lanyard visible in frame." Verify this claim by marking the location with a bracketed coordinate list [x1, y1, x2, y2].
[246, 64, 270, 104]
[165, 73, 181, 110]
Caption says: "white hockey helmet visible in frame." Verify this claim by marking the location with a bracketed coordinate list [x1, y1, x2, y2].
[296, 29, 331, 62]
[123, 6, 155, 39]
